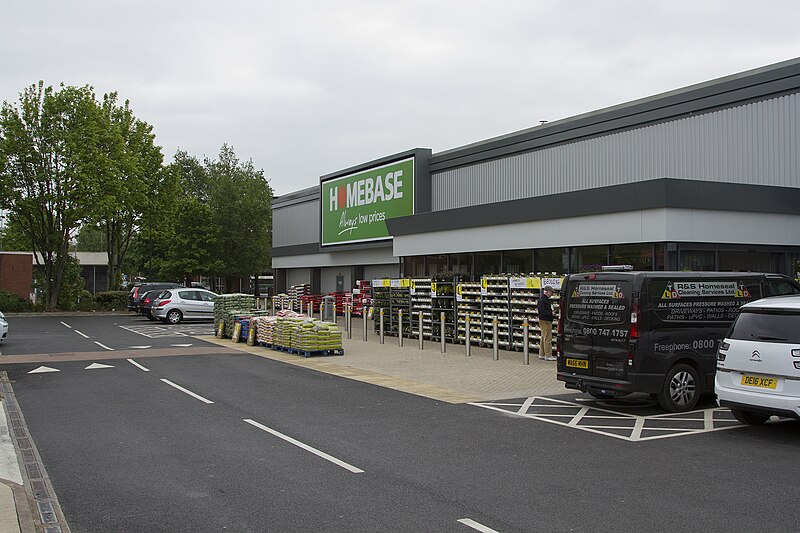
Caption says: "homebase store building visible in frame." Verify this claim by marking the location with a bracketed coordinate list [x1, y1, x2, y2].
[272, 58, 800, 294]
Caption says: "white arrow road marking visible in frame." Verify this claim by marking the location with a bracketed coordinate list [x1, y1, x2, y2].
[74, 330, 89, 339]
[29, 366, 60, 374]
[458, 518, 500, 533]
[129, 346, 152, 349]
[60, 321, 72, 328]
[85, 363, 115, 370]
[243, 418, 364, 474]
[160, 379, 214, 404]
[94, 341, 114, 351]
[127, 359, 150, 372]
[170, 343, 193, 347]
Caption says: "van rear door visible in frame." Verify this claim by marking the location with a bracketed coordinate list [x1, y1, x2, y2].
[562, 279, 632, 381]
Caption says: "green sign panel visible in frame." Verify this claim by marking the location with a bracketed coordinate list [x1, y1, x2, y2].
[321, 157, 415, 246]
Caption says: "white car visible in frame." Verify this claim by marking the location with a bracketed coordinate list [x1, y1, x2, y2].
[152, 288, 218, 324]
[0, 311, 7, 343]
[715, 295, 800, 425]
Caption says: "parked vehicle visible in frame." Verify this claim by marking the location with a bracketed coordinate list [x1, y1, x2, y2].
[715, 295, 800, 424]
[137, 290, 165, 320]
[0, 311, 7, 343]
[128, 282, 183, 311]
[557, 270, 800, 412]
[152, 289, 218, 324]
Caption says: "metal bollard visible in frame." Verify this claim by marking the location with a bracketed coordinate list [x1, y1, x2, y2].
[379, 308, 385, 344]
[418, 311, 424, 350]
[271, 298, 275, 316]
[398, 309, 404, 347]
[493, 318, 499, 361]
[346, 305, 352, 339]
[300, 300, 304, 316]
[465, 315, 471, 357]
[363, 308, 368, 341]
[319, 302, 324, 322]
[523, 321, 530, 365]
[440, 312, 446, 353]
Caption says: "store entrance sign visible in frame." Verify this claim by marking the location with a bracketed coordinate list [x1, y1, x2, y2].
[321, 158, 415, 246]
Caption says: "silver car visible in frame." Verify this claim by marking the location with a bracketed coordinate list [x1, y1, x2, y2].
[0, 311, 7, 343]
[152, 288, 218, 324]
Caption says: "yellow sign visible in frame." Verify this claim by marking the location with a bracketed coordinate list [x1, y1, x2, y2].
[232, 322, 242, 343]
[526, 277, 541, 289]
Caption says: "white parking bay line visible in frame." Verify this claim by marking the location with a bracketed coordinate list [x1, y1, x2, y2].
[458, 518, 500, 532]
[160, 379, 214, 404]
[127, 359, 150, 372]
[60, 321, 72, 328]
[75, 330, 90, 339]
[94, 341, 114, 351]
[243, 418, 364, 474]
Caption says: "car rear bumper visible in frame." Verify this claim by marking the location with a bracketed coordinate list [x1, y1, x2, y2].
[715, 376, 800, 418]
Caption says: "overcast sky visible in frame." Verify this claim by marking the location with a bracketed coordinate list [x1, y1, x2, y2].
[3, 1, 799, 195]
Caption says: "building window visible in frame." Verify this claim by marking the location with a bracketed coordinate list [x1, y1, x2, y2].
[474, 252, 502, 277]
[403, 256, 425, 277]
[535, 248, 569, 274]
[503, 250, 532, 275]
[680, 250, 715, 271]
[449, 254, 472, 278]
[427, 255, 448, 276]
[574, 245, 609, 272]
[611, 243, 655, 271]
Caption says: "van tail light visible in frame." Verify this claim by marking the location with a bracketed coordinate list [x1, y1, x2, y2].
[628, 352, 634, 367]
[630, 303, 640, 339]
[156, 300, 171, 308]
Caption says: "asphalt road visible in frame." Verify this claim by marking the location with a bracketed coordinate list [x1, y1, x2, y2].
[1, 314, 799, 532]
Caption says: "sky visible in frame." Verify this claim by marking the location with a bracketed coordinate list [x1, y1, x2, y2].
[3, 1, 800, 196]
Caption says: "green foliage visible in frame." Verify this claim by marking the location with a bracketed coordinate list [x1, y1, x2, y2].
[0, 290, 33, 312]
[76, 223, 106, 252]
[94, 290, 128, 310]
[55, 256, 87, 311]
[0, 216, 31, 251]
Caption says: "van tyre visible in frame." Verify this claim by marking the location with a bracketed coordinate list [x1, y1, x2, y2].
[657, 364, 700, 412]
[730, 408, 770, 425]
[166, 309, 183, 324]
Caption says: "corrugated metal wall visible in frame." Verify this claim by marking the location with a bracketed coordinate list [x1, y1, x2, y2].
[273, 199, 320, 246]
[432, 93, 800, 211]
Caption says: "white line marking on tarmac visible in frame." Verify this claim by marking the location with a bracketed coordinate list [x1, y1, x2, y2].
[243, 418, 364, 474]
[170, 343, 193, 347]
[457, 518, 500, 532]
[60, 321, 72, 328]
[28, 366, 60, 374]
[85, 363, 114, 370]
[75, 330, 89, 338]
[129, 346, 152, 349]
[160, 379, 214, 404]
[94, 341, 114, 351]
[127, 359, 150, 372]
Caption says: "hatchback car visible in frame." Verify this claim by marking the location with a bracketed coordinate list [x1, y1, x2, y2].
[137, 290, 165, 320]
[152, 289, 218, 324]
[715, 295, 800, 424]
[128, 282, 183, 312]
[0, 311, 7, 343]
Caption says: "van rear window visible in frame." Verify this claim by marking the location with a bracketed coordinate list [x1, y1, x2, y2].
[647, 279, 760, 323]
[566, 281, 631, 326]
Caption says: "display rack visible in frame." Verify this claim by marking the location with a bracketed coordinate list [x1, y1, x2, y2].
[509, 276, 540, 351]
[456, 281, 482, 344]
[410, 278, 433, 339]
[351, 280, 372, 317]
[372, 280, 391, 332]
[431, 275, 457, 342]
[480, 276, 511, 348]
[389, 280, 411, 336]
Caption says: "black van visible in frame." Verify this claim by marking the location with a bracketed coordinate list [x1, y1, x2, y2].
[557, 271, 800, 412]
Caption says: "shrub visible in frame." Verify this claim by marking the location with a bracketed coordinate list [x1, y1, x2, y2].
[94, 290, 129, 311]
[0, 290, 34, 312]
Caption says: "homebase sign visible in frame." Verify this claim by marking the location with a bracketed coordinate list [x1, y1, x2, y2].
[321, 157, 414, 246]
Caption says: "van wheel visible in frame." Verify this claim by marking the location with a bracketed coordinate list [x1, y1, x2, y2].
[588, 391, 615, 399]
[730, 408, 770, 425]
[656, 364, 700, 412]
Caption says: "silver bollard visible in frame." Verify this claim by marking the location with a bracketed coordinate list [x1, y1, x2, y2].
[523, 321, 530, 365]
[493, 318, 499, 361]
[300, 300, 304, 316]
[308, 302, 313, 318]
[398, 309, 404, 347]
[363, 308, 368, 341]
[319, 302, 324, 322]
[465, 315, 471, 357]
[440, 312, 446, 353]
[347, 305, 352, 339]
[379, 308, 385, 344]
[418, 311, 424, 350]
[271, 298, 275, 316]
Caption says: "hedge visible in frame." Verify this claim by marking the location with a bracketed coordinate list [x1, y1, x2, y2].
[93, 291, 129, 311]
[0, 290, 34, 312]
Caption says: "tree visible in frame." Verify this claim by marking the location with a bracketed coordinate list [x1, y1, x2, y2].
[0, 82, 110, 309]
[91, 93, 163, 290]
[76, 223, 106, 252]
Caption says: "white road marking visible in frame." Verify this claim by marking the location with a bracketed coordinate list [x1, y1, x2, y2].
[129, 345, 152, 349]
[75, 330, 89, 339]
[93, 341, 114, 351]
[85, 363, 114, 370]
[458, 518, 500, 532]
[170, 343, 193, 347]
[160, 379, 214, 404]
[60, 321, 72, 328]
[243, 418, 364, 474]
[127, 359, 150, 372]
[28, 366, 60, 374]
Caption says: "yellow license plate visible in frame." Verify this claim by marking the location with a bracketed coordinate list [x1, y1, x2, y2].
[566, 358, 589, 369]
[740, 375, 778, 389]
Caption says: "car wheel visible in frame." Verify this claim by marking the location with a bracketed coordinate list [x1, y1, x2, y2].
[166, 309, 183, 324]
[730, 408, 771, 425]
[656, 363, 701, 412]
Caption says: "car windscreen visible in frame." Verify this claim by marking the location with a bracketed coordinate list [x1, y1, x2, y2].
[728, 310, 800, 344]
[566, 280, 631, 330]
[647, 278, 760, 325]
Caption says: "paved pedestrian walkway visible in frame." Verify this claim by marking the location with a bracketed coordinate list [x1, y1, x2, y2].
[203, 316, 567, 404]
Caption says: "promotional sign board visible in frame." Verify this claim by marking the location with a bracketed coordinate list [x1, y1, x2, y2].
[321, 157, 415, 246]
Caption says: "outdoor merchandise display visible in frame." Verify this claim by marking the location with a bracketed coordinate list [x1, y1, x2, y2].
[410, 278, 433, 339]
[351, 280, 372, 317]
[271, 316, 343, 355]
[214, 293, 257, 338]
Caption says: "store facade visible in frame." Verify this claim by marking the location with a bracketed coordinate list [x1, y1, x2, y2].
[272, 58, 800, 293]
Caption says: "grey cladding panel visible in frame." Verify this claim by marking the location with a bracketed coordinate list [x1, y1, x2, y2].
[273, 199, 320, 247]
[432, 94, 800, 210]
